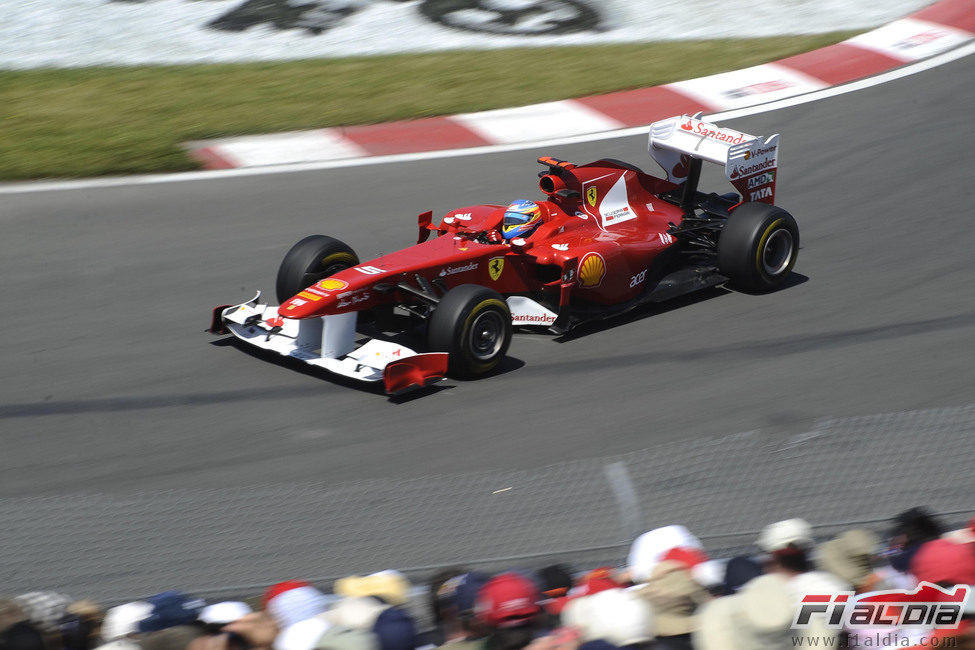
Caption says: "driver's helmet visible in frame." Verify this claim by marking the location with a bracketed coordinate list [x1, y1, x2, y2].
[501, 200, 543, 240]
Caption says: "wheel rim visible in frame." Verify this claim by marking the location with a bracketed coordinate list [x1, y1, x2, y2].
[762, 229, 794, 277]
[467, 310, 505, 361]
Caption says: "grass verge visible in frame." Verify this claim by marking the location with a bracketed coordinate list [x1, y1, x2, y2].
[0, 33, 858, 180]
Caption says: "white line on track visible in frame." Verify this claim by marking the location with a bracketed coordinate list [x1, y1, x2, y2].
[2, 41, 973, 196]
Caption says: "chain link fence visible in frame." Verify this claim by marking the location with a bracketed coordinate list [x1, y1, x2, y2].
[2, 405, 973, 606]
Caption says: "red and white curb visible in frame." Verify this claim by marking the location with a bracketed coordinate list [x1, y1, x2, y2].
[188, 0, 974, 170]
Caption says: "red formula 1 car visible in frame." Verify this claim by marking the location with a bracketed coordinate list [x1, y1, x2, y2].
[210, 114, 798, 394]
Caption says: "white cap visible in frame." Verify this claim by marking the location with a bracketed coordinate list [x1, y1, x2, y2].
[199, 601, 253, 625]
[101, 601, 153, 642]
[758, 518, 813, 553]
[563, 588, 654, 646]
[627, 525, 703, 583]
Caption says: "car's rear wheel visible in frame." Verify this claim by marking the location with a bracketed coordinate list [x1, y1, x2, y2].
[717, 202, 799, 291]
[427, 284, 512, 378]
[276, 235, 359, 303]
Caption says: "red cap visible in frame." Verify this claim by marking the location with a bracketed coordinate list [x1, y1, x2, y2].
[662, 546, 710, 569]
[476, 573, 540, 628]
[574, 567, 622, 596]
[910, 539, 975, 586]
[262, 580, 313, 608]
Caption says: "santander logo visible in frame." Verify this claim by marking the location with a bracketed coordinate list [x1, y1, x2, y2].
[680, 118, 746, 144]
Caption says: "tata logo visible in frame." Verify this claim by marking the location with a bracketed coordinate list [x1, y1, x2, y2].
[586, 187, 598, 207]
[750, 187, 773, 201]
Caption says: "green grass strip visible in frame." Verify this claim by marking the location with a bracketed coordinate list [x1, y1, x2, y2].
[0, 33, 858, 180]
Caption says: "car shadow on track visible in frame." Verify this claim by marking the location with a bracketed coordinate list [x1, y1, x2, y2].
[553, 272, 809, 343]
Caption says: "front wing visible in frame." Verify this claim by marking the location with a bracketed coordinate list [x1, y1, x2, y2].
[209, 293, 448, 395]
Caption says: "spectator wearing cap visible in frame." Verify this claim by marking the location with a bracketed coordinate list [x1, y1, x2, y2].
[635, 560, 709, 650]
[15, 591, 74, 650]
[334, 571, 417, 650]
[475, 573, 541, 650]
[262, 581, 331, 650]
[818, 529, 887, 593]
[626, 526, 705, 586]
[561, 588, 653, 648]
[758, 518, 849, 600]
[133, 591, 206, 650]
[198, 602, 253, 634]
[435, 572, 491, 650]
[334, 572, 411, 609]
[694, 573, 835, 650]
[901, 538, 975, 650]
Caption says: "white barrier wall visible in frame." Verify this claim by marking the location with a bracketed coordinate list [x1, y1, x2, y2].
[2, 0, 932, 69]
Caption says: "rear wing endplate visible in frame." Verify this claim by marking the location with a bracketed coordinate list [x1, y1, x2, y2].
[649, 113, 780, 204]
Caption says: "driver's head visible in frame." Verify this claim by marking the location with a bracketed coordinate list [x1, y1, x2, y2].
[501, 200, 543, 240]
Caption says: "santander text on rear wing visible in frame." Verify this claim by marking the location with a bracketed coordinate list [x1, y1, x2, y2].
[648, 114, 779, 205]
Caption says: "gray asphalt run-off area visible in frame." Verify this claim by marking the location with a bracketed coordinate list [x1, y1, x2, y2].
[2, 54, 974, 600]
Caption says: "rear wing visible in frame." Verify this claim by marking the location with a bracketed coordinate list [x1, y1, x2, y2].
[649, 113, 779, 205]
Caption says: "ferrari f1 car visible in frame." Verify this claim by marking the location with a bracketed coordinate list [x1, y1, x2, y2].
[210, 114, 798, 394]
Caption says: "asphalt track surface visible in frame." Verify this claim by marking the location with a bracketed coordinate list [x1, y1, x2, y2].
[2, 54, 975, 505]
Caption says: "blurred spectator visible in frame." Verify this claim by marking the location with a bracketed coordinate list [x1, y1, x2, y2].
[262, 581, 330, 650]
[59, 599, 106, 650]
[887, 507, 944, 575]
[198, 602, 253, 633]
[818, 529, 886, 593]
[1, 619, 48, 650]
[626, 526, 704, 585]
[138, 592, 205, 634]
[911, 538, 975, 586]
[902, 538, 975, 649]
[434, 572, 491, 650]
[719, 556, 763, 596]
[1, 599, 28, 636]
[335, 572, 411, 608]
[14, 592, 73, 636]
[636, 560, 709, 650]
[694, 573, 835, 649]
[535, 566, 573, 625]
[427, 567, 466, 646]
[372, 606, 417, 650]
[474, 573, 541, 650]
[561, 588, 652, 648]
[758, 518, 850, 598]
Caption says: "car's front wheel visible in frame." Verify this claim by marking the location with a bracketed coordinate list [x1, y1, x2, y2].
[275, 235, 359, 303]
[427, 284, 512, 378]
[717, 202, 799, 291]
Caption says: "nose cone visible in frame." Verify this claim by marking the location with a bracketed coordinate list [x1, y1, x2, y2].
[278, 277, 351, 318]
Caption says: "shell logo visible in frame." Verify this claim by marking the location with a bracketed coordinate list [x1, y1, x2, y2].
[318, 278, 349, 291]
[578, 252, 606, 289]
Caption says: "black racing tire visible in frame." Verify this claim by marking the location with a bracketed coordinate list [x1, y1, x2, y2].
[427, 284, 512, 378]
[717, 202, 799, 292]
[275, 235, 358, 303]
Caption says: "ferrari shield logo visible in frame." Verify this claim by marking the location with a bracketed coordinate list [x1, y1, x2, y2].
[488, 257, 505, 281]
[586, 186, 598, 207]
